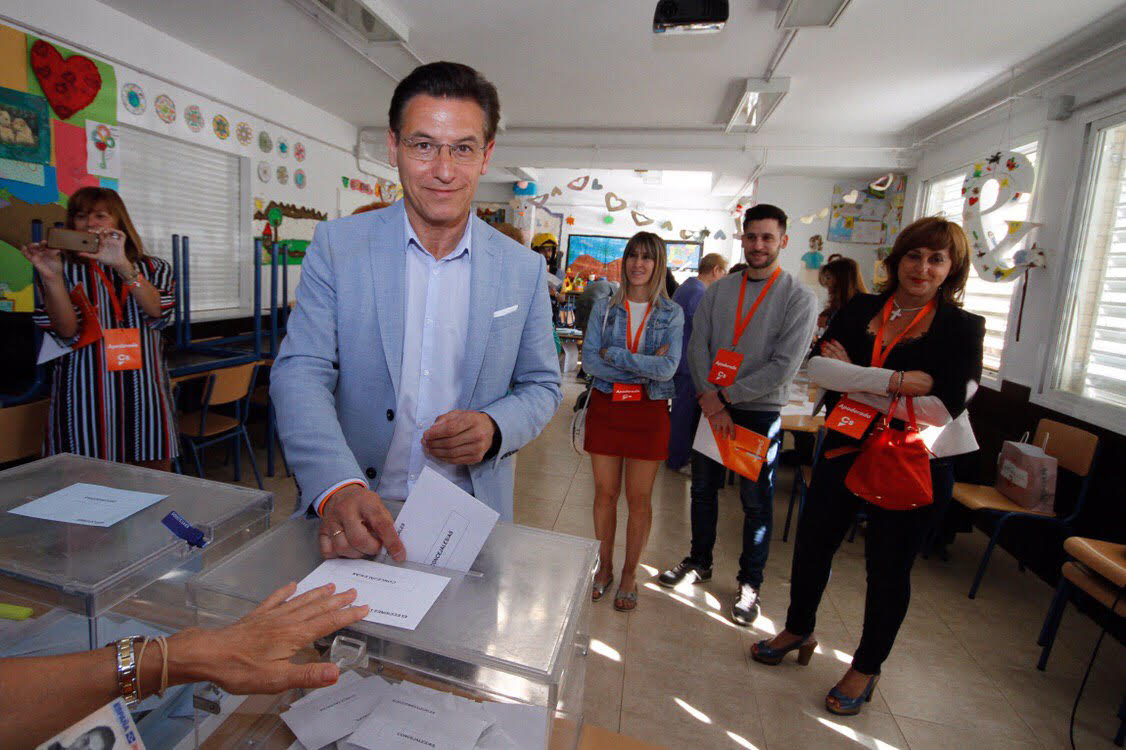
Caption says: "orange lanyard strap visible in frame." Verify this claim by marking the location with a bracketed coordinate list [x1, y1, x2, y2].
[731, 268, 781, 348]
[88, 261, 130, 325]
[870, 296, 936, 368]
[625, 302, 652, 353]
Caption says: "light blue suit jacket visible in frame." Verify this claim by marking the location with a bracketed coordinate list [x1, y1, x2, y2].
[271, 201, 563, 521]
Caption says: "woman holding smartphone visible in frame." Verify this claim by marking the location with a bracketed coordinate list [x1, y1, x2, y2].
[20, 187, 178, 470]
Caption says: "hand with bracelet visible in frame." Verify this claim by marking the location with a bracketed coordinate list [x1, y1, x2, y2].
[887, 369, 934, 397]
[0, 581, 369, 747]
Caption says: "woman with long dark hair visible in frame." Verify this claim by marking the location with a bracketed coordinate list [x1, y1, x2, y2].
[21, 187, 178, 470]
[751, 217, 984, 716]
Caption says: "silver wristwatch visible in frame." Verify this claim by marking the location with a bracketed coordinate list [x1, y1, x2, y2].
[110, 635, 144, 706]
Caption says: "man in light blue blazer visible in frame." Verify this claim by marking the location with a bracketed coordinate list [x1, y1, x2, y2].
[271, 62, 562, 560]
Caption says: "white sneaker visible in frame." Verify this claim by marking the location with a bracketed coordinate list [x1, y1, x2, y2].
[732, 583, 760, 626]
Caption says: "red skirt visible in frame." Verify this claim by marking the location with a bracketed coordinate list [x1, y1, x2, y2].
[584, 387, 670, 460]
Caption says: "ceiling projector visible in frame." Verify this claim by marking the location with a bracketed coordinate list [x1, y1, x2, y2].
[653, 0, 729, 34]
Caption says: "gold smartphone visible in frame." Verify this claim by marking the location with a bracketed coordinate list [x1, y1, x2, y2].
[46, 227, 100, 254]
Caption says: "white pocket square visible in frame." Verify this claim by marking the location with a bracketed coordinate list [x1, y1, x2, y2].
[493, 304, 519, 318]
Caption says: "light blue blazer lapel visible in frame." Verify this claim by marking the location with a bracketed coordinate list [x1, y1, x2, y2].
[460, 217, 500, 405]
[370, 201, 407, 398]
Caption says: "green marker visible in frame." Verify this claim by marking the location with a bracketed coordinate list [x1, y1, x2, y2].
[0, 603, 33, 620]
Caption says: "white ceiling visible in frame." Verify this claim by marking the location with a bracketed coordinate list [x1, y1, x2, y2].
[100, 0, 1126, 186]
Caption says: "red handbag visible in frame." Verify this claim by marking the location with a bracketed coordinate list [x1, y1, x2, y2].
[845, 396, 933, 510]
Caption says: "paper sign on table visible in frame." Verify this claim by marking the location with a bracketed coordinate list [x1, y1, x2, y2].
[294, 558, 449, 630]
[394, 467, 499, 572]
[10, 483, 167, 527]
[280, 675, 389, 750]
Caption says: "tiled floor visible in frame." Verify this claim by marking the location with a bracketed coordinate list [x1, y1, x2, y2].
[222, 377, 1124, 750]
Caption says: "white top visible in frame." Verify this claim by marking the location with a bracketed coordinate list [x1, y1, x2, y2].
[808, 356, 980, 458]
[626, 300, 651, 348]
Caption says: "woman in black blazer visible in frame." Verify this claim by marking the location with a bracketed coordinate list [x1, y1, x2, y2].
[751, 217, 985, 716]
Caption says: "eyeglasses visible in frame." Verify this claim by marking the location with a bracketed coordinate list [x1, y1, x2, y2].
[399, 137, 485, 164]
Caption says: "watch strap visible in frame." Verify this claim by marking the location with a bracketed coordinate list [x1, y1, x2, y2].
[111, 635, 144, 706]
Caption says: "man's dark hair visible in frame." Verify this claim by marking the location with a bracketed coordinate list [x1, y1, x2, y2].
[388, 62, 501, 143]
[743, 203, 788, 233]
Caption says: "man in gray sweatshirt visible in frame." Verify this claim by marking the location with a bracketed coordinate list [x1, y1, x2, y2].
[658, 203, 818, 626]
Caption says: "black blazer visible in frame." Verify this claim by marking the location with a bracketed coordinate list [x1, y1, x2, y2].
[822, 292, 985, 421]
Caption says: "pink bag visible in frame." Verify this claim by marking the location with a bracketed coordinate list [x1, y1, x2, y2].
[995, 432, 1057, 514]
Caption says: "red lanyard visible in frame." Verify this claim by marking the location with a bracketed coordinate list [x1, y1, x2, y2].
[870, 296, 936, 367]
[731, 268, 781, 348]
[625, 302, 652, 353]
[88, 261, 130, 325]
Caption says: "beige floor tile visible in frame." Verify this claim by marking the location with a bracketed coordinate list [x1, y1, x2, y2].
[755, 685, 908, 750]
[896, 716, 1044, 750]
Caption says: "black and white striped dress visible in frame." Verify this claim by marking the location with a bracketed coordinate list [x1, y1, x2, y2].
[33, 256, 179, 462]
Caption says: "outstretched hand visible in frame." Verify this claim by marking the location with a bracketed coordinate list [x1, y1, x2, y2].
[169, 582, 369, 695]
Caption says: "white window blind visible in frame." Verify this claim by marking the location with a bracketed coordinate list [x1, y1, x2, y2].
[119, 126, 242, 312]
[1055, 116, 1126, 409]
[921, 141, 1038, 374]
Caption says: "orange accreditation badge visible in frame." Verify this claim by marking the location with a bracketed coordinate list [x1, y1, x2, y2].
[707, 268, 781, 386]
[826, 397, 879, 439]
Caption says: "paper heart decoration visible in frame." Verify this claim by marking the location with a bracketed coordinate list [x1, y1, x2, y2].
[567, 175, 589, 190]
[551, 186, 562, 196]
[869, 173, 895, 191]
[565, 216, 575, 225]
[660, 220, 673, 231]
[680, 230, 695, 240]
[968, 196, 978, 206]
[818, 207, 829, 219]
[529, 193, 550, 207]
[842, 189, 860, 204]
[700, 229, 711, 238]
[630, 210, 653, 226]
[591, 178, 603, 190]
[29, 40, 102, 120]
[800, 215, 814, 224]
[714, 230, 727, 240]
[604, 192, 626, 212]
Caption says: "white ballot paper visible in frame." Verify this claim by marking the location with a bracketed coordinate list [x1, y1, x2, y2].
[280, 674, 390, 750]
[692, 419, 724, 466]
[394, 467, 499, 572]
[10, 483, 167, 527]
[347, 684, 492, 750]
[294, 558, 449, 630]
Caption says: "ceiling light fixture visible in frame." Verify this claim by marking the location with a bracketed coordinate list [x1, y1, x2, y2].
[776, 0, 853, 29]
[725, 78, 789, 134]
[287, 0, 423, 81]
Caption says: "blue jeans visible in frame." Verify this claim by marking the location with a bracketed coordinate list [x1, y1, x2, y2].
[688, 409, 781, 588]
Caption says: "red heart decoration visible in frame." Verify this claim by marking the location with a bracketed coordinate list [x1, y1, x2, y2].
[29, 40, 102, 120]
[968, 197, 978, 206]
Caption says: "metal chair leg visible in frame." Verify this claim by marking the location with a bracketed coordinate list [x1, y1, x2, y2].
[190, 442, 204, 479]
[969, 516, 1008, 599]
[242, 427, 264, 490]
[1037, 577, 1072, 670]
[233, 433, 242, 482]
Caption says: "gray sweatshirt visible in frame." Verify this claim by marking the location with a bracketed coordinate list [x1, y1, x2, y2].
[688, 268, 818, 411]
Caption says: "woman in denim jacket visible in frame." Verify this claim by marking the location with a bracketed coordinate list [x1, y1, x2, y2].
[582, 232, 684, 611]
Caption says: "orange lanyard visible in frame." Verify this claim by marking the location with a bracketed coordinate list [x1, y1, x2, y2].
[731, 268, 781, 348]
[625, 302, 652, 353]
[870, 296, 936, 367]
[88, 261, 130, 325]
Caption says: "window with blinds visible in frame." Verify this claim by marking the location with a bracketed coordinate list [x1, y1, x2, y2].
[1055, 116, 1126, 409]
[119, 126, 243, 312]
[921, 141, 1039, 374]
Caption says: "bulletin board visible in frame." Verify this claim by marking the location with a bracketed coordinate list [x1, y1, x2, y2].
[827, 175, 907, 246]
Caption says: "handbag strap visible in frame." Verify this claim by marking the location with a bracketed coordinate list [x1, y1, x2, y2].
[886, 394, 920, 432]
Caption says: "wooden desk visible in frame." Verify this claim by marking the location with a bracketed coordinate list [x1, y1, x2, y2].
[781, 414, 824, 433]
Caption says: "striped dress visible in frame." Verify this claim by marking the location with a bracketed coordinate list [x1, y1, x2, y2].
[33, 256, 179, 461]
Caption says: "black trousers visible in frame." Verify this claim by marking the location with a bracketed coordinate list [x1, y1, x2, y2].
[784, 451, 953, 675]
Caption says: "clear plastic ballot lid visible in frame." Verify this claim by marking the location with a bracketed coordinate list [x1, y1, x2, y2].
[0, 454, 272, 616]
[191, 516, 598, 689]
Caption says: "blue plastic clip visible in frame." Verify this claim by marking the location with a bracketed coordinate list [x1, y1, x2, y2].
[162, 511, 207, 548]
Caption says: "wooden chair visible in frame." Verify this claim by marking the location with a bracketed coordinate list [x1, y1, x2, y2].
[179, 362, 263, 489]
[0, 399, 48, 464]
[952, 419, 1099, 598]
[1036, 536, 1125, 746]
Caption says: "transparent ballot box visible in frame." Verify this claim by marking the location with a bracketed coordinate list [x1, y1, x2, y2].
[0, 454, 273, 653]
[168, 515, 598, 749]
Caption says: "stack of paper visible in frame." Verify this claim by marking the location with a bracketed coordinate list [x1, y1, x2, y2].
[282, 675, 549, 750]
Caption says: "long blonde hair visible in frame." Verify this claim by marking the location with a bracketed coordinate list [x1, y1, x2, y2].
[610, 231, 669, 308]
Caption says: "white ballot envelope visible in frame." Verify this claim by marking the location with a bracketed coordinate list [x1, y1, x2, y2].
[348, 685, 492, 750]
[11, 483, 167, 527]
[280, 674, 390, 749]
[394, 467, 499, 572]
[692, 419, 724, 465]
[294, 558, 450, 630]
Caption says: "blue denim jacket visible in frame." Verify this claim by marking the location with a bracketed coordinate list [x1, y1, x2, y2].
[582, 295, 684, 400]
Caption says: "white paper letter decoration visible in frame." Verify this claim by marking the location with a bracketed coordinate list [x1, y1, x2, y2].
[961, 151, 1042, 282]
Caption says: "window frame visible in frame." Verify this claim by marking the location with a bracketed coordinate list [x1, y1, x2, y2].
[1034, 106, 1126, 434]
[917, 132, 1045, 390]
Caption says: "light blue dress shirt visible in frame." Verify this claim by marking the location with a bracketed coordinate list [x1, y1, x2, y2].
[375, 214, 474, 501]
